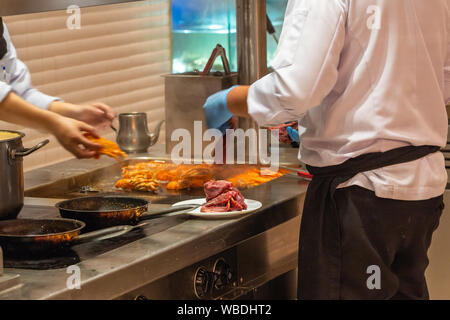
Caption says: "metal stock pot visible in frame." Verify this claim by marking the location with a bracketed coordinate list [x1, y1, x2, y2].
[0, 131, 49, 220]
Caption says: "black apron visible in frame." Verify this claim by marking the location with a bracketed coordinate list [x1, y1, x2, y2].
[0, 18, 7, 59]
[298, 145, 441, 300]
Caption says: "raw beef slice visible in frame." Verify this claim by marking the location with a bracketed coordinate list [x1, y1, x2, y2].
[201, 180, 247, 213]
[203, 180, 233, 201]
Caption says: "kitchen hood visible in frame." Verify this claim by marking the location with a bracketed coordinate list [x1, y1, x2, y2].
[0, 0, 145, 16]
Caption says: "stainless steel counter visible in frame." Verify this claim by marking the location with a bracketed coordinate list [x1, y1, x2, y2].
[0, 146, 307, 300]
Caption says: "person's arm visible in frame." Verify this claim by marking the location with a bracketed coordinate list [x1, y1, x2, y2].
[2, 23, 114, 127]
[49, 101, 115, 129]
[246, 0, 347, 126]
[227, 85, 250, 118]
[1, 23, 59, 109]
[0, 91, 101, 158]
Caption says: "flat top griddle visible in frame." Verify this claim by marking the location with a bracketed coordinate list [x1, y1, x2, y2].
[24, 160, 281, 202]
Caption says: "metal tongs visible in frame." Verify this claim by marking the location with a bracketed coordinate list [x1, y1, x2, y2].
[201, 44, 231, 76]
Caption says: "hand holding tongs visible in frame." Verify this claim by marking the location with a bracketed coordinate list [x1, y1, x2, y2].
[202, 44, 231, 76]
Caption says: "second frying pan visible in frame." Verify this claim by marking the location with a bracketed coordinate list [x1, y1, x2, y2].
[0, 218, 142, 258]
[55, 196, 199, 230]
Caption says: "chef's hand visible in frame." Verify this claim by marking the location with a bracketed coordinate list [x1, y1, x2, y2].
[203, 86, 237, 134]
[287, 126, 300, 143]
[75, 103, 115, 128]
[49, 115, 102, 159]
[49, 101, 115, 129]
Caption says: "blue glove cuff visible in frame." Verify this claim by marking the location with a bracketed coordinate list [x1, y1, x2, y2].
[203, 85, 238, 129]
[287, 126, 300, 143]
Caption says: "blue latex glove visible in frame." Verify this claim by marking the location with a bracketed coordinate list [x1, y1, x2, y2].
[203, 86, 237, 133]
[287, 126, 300, 143]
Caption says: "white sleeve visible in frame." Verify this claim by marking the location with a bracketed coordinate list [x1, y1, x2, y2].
[247, 0, 347, 126]
[0, 23, 60, 109]
[445, 27, 450, 105]
[0, 80, 12, 102]
[446, 68, 450, 106]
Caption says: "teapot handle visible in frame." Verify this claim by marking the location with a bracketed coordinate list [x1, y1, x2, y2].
[110, 116, 119, 134]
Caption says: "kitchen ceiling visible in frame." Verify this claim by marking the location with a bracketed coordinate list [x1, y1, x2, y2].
[0, 0, 145, 16]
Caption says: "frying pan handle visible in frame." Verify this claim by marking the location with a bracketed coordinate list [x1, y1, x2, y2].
[140, 204, 201, 220]
[72, 225, 136, 245]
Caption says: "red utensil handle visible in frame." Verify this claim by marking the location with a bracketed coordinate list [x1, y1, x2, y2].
[202, 44, 231, 76]
[297, 171, 313, 179]
[202, 47, 219, 76]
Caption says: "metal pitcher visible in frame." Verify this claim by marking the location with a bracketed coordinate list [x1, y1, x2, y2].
[116, 113, 164, 154]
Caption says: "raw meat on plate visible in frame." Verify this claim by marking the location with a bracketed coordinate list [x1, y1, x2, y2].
[203, 180, 233, 201]
[201, 180, 247, 213]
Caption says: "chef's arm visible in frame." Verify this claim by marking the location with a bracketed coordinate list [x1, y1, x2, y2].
[227, 85, 250, 118]
[0, 91, 101, 158]
[49, 101, 115, 129]
[1, 24, 59, 109]
[246, 0, 347, 126]
[2, 23, 114, 128]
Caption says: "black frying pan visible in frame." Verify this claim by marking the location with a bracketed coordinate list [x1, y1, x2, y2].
[55, 196, 199, 230]
[0, 218, 142, 258]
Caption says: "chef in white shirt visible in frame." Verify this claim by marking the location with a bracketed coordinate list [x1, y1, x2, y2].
[204, 0, 450, 299]
[0, 19, 114, 158]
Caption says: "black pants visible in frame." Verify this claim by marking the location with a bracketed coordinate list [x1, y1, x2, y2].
[333, 186, 444, 300]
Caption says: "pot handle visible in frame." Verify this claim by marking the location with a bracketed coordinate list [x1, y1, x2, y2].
[10, 139, 49, 159]
[72, 223, 147, 246]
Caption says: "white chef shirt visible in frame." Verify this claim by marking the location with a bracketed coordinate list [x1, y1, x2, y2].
[247, 0, 450, 201]
[0, 23, 58, 108]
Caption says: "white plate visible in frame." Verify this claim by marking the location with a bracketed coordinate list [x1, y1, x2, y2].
[172, 198, 263, 219]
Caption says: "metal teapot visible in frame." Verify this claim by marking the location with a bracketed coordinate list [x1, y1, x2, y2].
[115, 113, 164, 154]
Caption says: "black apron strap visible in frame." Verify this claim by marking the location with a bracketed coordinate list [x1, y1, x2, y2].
[298, 145, 441, 299]
[0, 18, 8, 60]
[306, 145, 440, 179]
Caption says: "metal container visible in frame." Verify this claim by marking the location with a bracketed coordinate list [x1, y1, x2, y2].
[0, 131, 49, 220]
[116, 113, 164, 154]
[164, 72, 238, 158]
